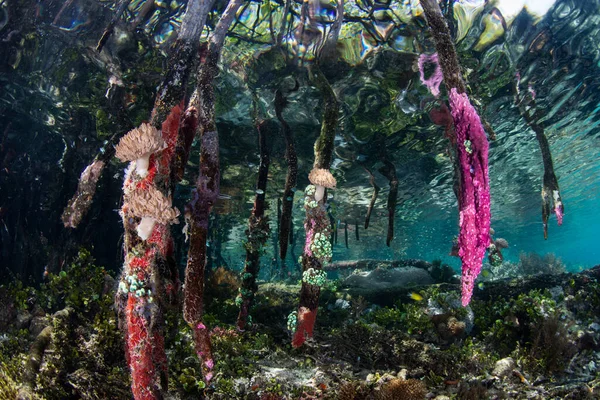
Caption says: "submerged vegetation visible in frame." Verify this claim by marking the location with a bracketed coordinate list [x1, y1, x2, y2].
[1, 250, 600, 398]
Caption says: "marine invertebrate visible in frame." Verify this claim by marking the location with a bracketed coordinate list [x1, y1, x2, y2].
[376, 378, 427, 400]
[418, 53, 443, 97]
[126, 186, 180, 240]
[115, 123, 165, 178]
[302, 268, 328, 287]
[292, 306, 318, 348]
[421, 0, 491, 306]
[308, 168, 336, 202]
[449, 88, 491, 307]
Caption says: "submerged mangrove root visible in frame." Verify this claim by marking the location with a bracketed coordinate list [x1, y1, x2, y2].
[17, 308, 74, 400]
[183, 0, 243, 382]
[344, 221, 349, 248]
[96, 0, 131, 52]
[378, 161, 398, 247]
[237, 120, 271, 331]
[17, 327, 52, 400]
[292, 65, 339, 348]
[293, 185, 332, 347]
[420, 0, 466, 94]
[117, 106, 183, 399]
[113, 1, 216, 398]
[514, 74, 564, 239]
[62, 126, 125, 229]
[311, 67, 339, 170]
[274, 197, 281, 268]
[276, 88, 298, 267]
[171, 105, 199, 190]
[61, 158, 106, 228]
[63, 0, 213, 230]
[363, 166, 380, 229]
[422, 0, 491, 307]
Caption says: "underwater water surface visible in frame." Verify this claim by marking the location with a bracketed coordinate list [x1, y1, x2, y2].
[1, 0, 600, 399]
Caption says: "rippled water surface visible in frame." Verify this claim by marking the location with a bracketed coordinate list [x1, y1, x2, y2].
[1, 0, 599, 280]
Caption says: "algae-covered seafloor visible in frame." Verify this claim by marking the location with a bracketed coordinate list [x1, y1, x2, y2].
[1, 0, 600, 399]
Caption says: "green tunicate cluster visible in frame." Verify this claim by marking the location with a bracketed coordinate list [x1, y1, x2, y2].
[488, 244, 502, 267]
[241, 272, 253, 281]
[310, 232, 332, 261]
[235, 294, 243, 307]
[304, 197, 318, 208]
[302, 268, 328, 287]
[287, 311, 298, 332]
[238, 287, 253, 300]
[464, 139, 473, 154]
[120, 275, 153, 302]
[305, 185, 316, 196]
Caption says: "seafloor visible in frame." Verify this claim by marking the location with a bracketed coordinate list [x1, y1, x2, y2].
[1, 250, 599, 400]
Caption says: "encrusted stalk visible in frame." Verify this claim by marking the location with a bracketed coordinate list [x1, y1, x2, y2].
[514, 75, 564, 239]
[150, 0, 215, 127]
[378, 161, 398, 247]
[61, 158, 106, 228]
[344, 221, 349, 248]
[311, 66, 339, 170]
[363, 166, 380, 229]
[419, 0, 466, 95]
[183, 0, 243, 382]
[96, 0, 131, 52]
[63, 0, 213, 229]
[117, 106, 183, 400]
[276, 88, 298, 266]
[237, 120, 271, 330]
[292, 185, 332, 347]
[421, 0, 491, 306]
[292, 65, 339, 347]
[114, 2, 216, 398]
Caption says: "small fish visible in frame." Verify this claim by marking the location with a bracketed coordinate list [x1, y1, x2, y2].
[409, 292, 424, 301]
[217, 193, 232, 200]
[477, 282, 485, 290]
[512, 369, 529, 384]
[481, 269, 493, 278]
[255, 189, 264, 195]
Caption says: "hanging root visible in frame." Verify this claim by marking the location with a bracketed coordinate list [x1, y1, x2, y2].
[363, 166, 380, 229]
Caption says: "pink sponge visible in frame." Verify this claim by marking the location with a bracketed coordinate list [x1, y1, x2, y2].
[448, 88, 491, 306]
[418, 53, 444, 97]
